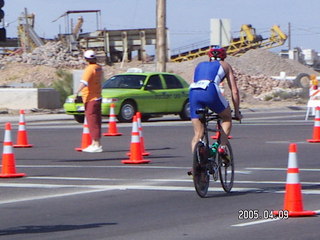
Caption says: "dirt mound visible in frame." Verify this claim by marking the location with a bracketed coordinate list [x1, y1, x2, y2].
[226, 49, 318, 76]
[0, 63, 58, 86]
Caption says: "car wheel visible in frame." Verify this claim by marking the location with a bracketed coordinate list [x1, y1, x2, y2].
[117, 100, 137, 122]
[179, 100, 190, 120]
[74, 115, 85, 123]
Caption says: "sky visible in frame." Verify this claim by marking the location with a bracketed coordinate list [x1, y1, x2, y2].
[3, 0, 320, 54]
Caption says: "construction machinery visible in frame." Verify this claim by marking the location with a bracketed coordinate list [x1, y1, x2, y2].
[53, 10, 101, 51]
[170, 24, 287, 62]
[17, 8, 44, 53]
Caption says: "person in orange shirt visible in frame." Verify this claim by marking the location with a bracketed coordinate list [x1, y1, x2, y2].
[76, 50, 103, 153]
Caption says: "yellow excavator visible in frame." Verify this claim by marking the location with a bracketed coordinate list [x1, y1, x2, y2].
[170, 24, 287, 62]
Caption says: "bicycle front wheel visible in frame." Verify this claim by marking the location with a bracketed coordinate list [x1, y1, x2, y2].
[192, 141, 210, 198]
[218, 141, 234, 193]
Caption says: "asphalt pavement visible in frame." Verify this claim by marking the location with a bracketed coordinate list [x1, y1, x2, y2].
[0, 105, 310, 123]
[0, 106, 319, 240]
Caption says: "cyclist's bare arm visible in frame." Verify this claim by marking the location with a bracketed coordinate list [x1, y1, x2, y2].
[220, 61, 242, 121]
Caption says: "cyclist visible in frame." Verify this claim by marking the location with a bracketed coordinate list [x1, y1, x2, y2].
[189, 46, 242, 157]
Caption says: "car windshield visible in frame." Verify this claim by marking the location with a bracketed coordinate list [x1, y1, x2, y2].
[103, 75, 146, 89]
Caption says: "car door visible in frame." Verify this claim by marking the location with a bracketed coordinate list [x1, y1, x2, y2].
[140, 74, 168, 113]
[162, 74, 188, 112]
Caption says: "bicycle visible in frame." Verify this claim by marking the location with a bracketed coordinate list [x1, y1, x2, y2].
[189, 108, 238, 198]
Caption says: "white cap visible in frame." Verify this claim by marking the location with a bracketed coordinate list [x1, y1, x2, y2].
[84, 50, 96, 59]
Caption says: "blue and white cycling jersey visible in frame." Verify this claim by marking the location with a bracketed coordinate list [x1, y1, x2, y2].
[189, 61, 229, 118]
[194, 61, 226, 84]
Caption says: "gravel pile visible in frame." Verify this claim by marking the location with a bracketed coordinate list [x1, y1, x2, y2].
[226, 49, 318, 76]
[0, 41, 86, 68]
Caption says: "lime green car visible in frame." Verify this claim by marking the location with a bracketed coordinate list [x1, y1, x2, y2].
[63, 70, 190, 123]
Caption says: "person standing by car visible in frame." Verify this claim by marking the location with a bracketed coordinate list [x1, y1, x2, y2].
[75, 50, 103, 153]
[189, 46, 242, 156]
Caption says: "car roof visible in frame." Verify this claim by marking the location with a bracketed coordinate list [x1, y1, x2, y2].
[117, 72, 177, 76]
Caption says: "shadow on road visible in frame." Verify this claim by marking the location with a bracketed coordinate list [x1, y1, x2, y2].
[0, 222, 117, 236]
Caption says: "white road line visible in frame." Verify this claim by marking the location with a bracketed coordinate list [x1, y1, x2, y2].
[265, 141, 310, 144]
[28, 176, 193, 182]
[17, 165, 251, 175]
[0, 185, 261, 205]
[276, 190, 320, 195]
[18, 165, 190, 169]
[27, 121, 192, 129]
[0, 183, 260, 192]
[0, 188, 114, 205]
[236, 180, 320, 185]
[236, 171, 252, 174]
[231, 218, 281, 227]
[247, 167, 320, 172]
[242, 114, 306, 120]
[25, 177, 320, 185]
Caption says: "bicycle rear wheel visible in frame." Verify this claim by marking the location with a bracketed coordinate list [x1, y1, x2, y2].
[218, 141, 234, 193]
[192, 141, 210, 198]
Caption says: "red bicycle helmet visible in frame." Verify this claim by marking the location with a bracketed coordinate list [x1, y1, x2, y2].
[208, 47, 227, 60]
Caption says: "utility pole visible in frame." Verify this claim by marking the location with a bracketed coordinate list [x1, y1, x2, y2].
[156, 0, 166, 72]
[288, 22, 291, 50]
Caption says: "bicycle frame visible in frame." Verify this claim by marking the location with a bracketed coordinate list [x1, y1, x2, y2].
[191, 107, 235, 197]
[198, 108, 222, 146]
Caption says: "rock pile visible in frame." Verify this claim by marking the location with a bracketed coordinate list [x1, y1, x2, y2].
[0, 41, 86, 68]
[233, 68, 292, 96]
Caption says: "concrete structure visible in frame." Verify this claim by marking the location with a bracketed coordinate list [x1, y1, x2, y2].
[77, 28, 157, 63]
[210, 19, 231, 47]
[0, 88, 60, 110]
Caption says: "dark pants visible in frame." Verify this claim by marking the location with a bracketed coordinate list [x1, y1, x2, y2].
[85, 99, 102, 141]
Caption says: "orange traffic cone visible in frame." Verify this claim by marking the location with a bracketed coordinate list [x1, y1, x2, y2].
[127, 112, 150, 156]
[273, 143, 316, 217]
[122, 116, 150, 164]
[136, 112, 150, 156]
[75, 117, 92, 151]
[0, 123, 26, 178]
[307, 106, 320, 143]
[14, 109, 33, 148]
[103, 103, 122, 136]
